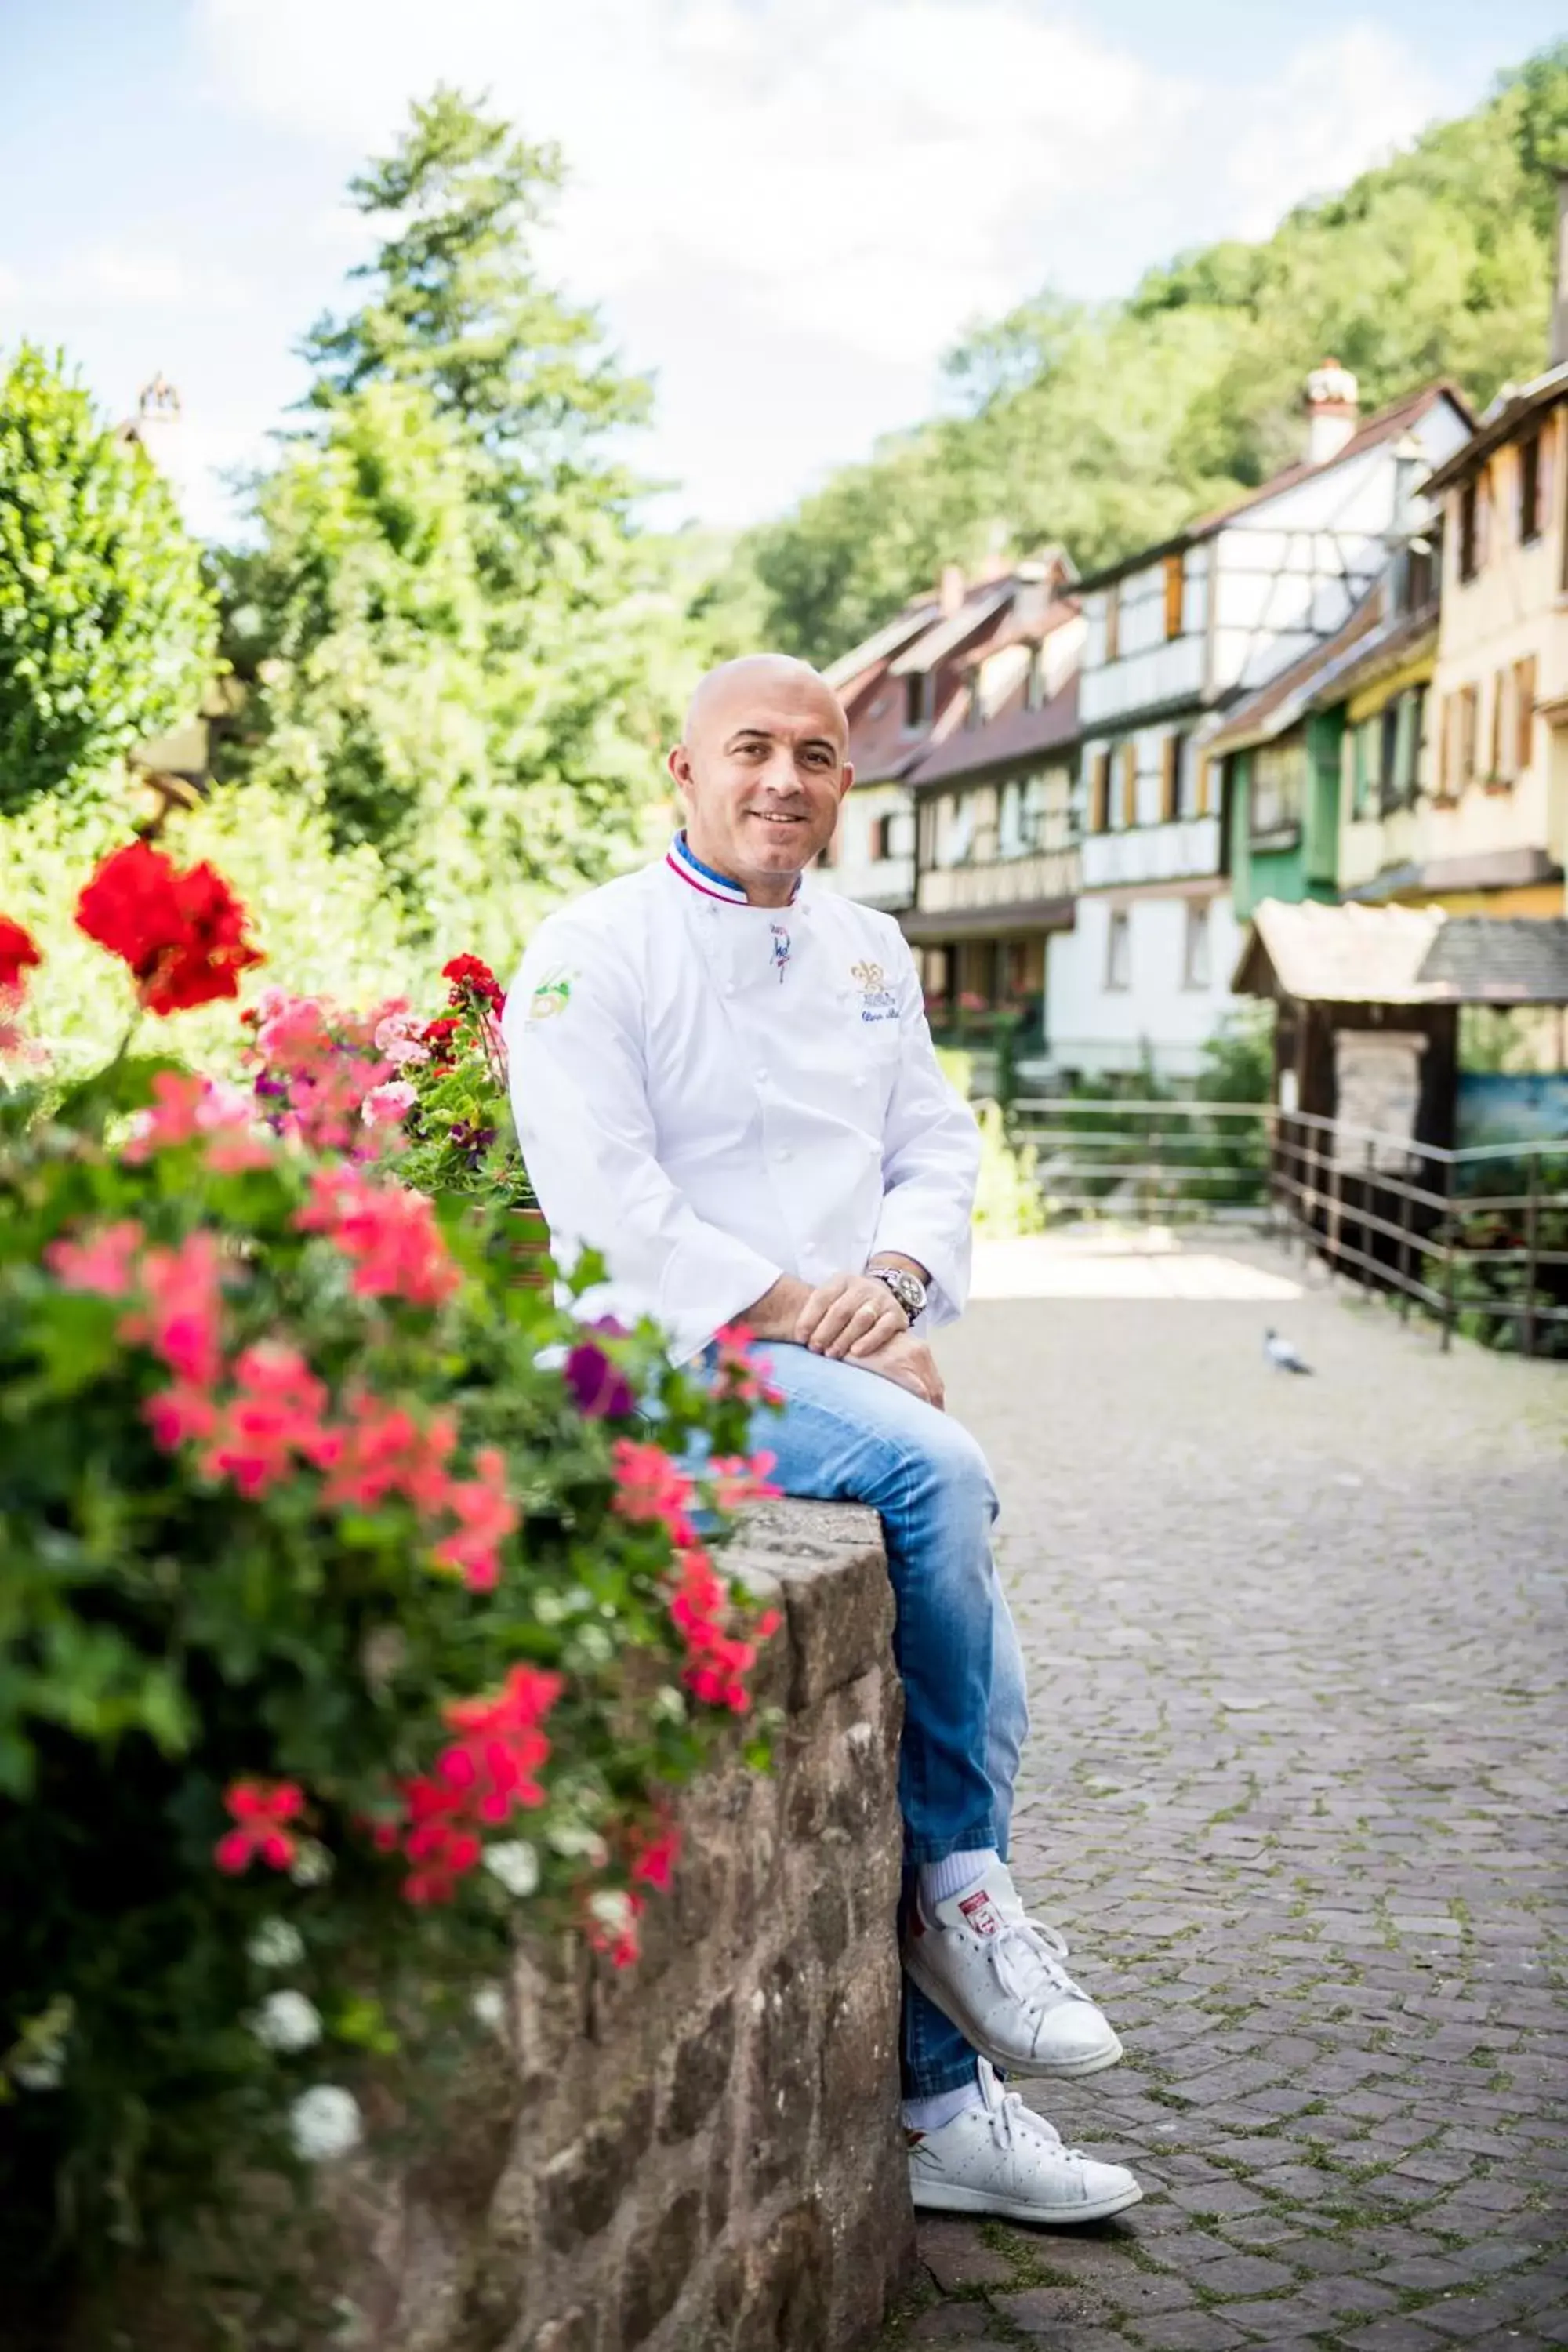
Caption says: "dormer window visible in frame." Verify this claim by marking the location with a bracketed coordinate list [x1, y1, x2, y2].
[904, 673, 934, 731]
[1025, 644, 1046, 710]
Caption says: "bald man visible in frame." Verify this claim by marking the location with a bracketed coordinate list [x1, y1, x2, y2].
[504, 656, 1140, 2230]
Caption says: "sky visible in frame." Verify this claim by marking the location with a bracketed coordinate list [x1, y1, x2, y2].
[1, 0, 1563, 542]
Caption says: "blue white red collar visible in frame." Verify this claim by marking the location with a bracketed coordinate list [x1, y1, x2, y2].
[665, 831, 802, 907]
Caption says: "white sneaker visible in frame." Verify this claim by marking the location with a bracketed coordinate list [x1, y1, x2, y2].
[908, 2060, 1143, 2226]
[902, 1861, 1123, 2078]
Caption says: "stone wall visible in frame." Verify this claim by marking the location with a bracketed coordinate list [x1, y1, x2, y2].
[347, 1499, 914, 2352]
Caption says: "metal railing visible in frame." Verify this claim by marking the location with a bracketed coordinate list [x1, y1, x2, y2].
[1272, 1112, 1568, 1359]
[1009, 1096, 1272, 1221]
[1006, 1096, 1568, 1358]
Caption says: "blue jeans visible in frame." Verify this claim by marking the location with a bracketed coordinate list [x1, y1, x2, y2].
[750, 1343, 1031, 2099]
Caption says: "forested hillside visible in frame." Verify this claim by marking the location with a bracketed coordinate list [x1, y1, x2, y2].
[732, 45, 1568, 665]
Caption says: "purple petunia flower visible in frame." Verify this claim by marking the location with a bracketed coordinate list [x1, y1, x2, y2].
[564, 1340, 636, 1420]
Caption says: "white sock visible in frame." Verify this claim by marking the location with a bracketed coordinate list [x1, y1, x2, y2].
[919, 1846, 997, 1910]
[902, 2078, 986, 2135]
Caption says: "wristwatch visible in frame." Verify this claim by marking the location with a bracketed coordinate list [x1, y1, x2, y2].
[868, 1265, 927, 1324]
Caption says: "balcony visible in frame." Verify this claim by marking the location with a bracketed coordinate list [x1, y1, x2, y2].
[1080, 815, 1222, 891]
[915, 844, 1080, 919]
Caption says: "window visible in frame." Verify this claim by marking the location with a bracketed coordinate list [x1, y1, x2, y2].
[1515, 655, 1537, 777]
[1105, 909, 1131, 991]
[964, 679, 982, 731]
[1379, 701, 1402, 812]
[1489, 669, 1508, 783]
[1391, 686, 1425, 808]
[999, 780, 1025, 858]
[873, 811, 899, 860]
[1117, 740, 1138, 829]
[917, 798, 938, 867]
[1457, 683, 1479, 789]
[1088, 749, 1111, 833]
[903, 673, 933, 731]
[1163, 553, 1184, 641]
[1519, 429, 1543, 545]
[1189, 750, 1211, 818]
[1182, 902, 1211, 991]
[1252, 736, 1307, 836]
[1407, 687, 1427, 800]
[1406, 540, 1435, 610]
[1352, 716, 1382, 818]
[1160, 733, 1179, 823]
[1104, 581, 1121, 663]
[1025, 644, 1046, 710]
[1457, 481, 1477, 581]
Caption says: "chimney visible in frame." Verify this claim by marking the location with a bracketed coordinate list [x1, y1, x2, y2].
[1305, 359, 1359, 466]
[938, 562, 966, 618]
[1552, 172, 1568, 368]
[1011, 558, 1050, 629]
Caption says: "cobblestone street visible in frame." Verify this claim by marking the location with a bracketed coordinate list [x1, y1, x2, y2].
[880, 1238, 1568, 2352]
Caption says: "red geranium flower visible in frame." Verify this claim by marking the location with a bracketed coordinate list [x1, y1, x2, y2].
[442, 954, 506, 1014]
[0, 916, 42, 996]
[75, 841, 263, 1016]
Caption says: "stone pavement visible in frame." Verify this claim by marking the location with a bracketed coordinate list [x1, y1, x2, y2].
[878, 1238, 1568, 2352]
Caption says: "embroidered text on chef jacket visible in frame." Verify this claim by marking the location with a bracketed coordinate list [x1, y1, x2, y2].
[502, 837, 982, 1363]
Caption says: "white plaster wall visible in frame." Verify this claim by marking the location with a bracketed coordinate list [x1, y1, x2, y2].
[817, 780, 914, 909]
[1080, 397, 1472, 730]
[1045, 892, 1244, 1080]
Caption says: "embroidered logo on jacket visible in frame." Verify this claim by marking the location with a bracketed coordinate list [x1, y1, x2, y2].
[770, 924, 792, 984]
[850, 960, 898, 1023]
[528, 969, 575, 1021]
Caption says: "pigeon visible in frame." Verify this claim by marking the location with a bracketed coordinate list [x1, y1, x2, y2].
[1264, 1327, 1313, 1374]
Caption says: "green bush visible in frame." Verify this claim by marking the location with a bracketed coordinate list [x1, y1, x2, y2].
[0, 346, 217, 815]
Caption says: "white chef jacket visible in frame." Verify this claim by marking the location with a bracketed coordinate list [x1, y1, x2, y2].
[502, 837, 981, 1363]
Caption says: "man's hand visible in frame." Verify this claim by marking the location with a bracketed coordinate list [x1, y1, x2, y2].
[794, 1269, 908, 1360]
[853, 1330, 946, 1410]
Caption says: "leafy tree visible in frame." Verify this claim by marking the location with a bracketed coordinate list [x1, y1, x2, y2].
[222, 90, 676, 932]
[0, 346, 217, 816]
[736, 45, 1568, 664]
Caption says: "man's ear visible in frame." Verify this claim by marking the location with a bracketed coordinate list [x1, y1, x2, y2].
[666, 744, 691, 790]
[838, 761, 855, 801]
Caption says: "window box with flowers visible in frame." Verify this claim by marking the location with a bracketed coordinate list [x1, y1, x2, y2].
[0, 848, 785, 2333]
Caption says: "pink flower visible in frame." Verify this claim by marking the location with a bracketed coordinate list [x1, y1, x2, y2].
[198, 1342, 339, 1497]
[706, 1450, 782, 1510]
[630, 1823, 681, 1893]
[214, 1779, 304, 1874]
[430, 1446, 518, 1591]
[361, 1080, 417, 1127]
[711, 1323, 782, 1406]
[373, 1012, 430, 1070]
[125, 1069, 270, 1171]
[47, 1218, 145, 1298]
[144, 1382, 219, 1449]
[610, 1437, 697, 1547]
[296, 1167, 459, 1308]
[119, 1232, 225, 1387]
[321, 1392, 456, 1512]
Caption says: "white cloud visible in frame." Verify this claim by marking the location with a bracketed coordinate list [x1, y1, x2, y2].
[194, 3, 1451, 361]
[179, 2, 1470, 525]
[68, 245, 251, 314]
[1221, 27, 1446, 241]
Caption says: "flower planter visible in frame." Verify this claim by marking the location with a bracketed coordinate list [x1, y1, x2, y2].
[507, 1203, 552, 1294]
